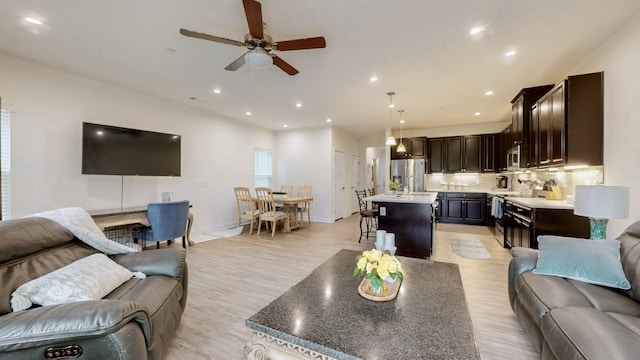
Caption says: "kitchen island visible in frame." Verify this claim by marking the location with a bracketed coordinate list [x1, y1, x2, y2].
[363, 192, 438, 258]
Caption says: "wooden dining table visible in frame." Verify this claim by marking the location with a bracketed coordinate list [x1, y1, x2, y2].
[274, 195, 313, 232]
[253, 195, 313, 232]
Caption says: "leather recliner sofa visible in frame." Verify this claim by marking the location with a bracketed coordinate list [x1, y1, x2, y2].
[0, 217, 188, 359]
[508, 221, 640, 359]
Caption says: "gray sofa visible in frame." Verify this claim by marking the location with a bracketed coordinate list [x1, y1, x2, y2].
[0, 217, 188, 359]
[508, 221, 640, 359]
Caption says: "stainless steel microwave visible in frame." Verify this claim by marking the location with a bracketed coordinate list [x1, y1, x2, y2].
[507, 145, 523, 170]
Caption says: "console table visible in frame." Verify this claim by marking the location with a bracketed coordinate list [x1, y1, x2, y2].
[89, 206, 194, 246]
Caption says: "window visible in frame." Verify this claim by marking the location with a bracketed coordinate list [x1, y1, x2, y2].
[1, 109, 10, 220]
[254, 149, 272, 188]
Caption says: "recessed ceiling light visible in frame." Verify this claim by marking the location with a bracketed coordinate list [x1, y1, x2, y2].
[469, 26, 485, 35]
[212, 88, 221, 94]
[400, 119, 405, 124]
[295, 102, 302, 108]
[388, 104, 395, 109]
[283, 124, 288, 128]
[369, 76, 378, 82]
[474, 112, 481, 116]
[25, 17, 43, 25]
[485, 90, 494, 96]
[326, 118, 332, 123]
[505, 50, 517, 57]
[245, 111, 251, 116]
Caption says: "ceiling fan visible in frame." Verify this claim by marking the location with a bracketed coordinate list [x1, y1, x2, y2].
[179, 0, 326, 76]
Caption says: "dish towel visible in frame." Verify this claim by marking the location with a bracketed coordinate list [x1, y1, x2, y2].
[491, 197, 503, 219]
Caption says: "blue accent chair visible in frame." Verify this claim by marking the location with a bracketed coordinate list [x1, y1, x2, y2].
[132, 200, 190, 249]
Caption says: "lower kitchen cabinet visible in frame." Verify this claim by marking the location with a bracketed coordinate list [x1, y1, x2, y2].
[438, 192, 485, 226]
[503, 200, 589, 249]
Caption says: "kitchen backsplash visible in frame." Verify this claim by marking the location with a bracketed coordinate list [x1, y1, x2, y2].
[425, 166, 603, 197]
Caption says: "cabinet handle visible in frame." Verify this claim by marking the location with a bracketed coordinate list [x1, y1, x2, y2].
[540, 160, 551, 164]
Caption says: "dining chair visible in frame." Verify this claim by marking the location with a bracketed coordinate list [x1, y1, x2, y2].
[132, 200, 190, 249]
[355, 190, 378, 243]
[279, 185, 293, 195]
[297, 185, 313, 225]
[234, 187, 260, 234]
[255, 187, 290, 237]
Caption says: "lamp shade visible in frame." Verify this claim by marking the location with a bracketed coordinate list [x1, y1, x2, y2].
[244, 48, 272, 69]
[574, 185, 630, 219]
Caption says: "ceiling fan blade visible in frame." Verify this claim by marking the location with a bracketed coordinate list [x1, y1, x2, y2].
[225, 53, 247, 71]
[179, 28, 245, 47]
[272, 56, 299, 76]
[242, 0, 263, 39]
[275, 37, 326, 51]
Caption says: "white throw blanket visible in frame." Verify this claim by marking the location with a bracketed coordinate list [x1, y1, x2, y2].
[26, 207, 138, 254]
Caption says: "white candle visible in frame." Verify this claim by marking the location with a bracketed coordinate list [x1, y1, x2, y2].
[375, 230, 386, 251]
[384, 233, 395, 253]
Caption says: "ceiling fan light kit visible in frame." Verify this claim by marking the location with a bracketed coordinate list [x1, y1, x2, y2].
[179, 0, 326, 76]
[244, 48, 272, 69]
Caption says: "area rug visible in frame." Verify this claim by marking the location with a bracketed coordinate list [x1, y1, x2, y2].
[450, 238, 492, 260]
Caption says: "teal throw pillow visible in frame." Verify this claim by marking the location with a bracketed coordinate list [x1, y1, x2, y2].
[532, 235, 631, 290]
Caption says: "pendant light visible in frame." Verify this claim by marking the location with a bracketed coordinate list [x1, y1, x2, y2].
[396, 109, 406, 153]
[385, 91, 397, 146]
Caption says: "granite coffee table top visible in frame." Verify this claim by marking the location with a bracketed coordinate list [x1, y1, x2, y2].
[246, 249, 479, 360]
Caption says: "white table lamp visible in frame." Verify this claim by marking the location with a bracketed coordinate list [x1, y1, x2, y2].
[574, 185, 630, 239]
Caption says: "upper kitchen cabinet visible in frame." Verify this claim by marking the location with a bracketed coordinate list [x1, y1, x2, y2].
[497, 125, 511, 172]
[428, 135, 483, 173]
[391, 137, 427, 159]
[428, 138, 444, 173]
[481, 134, 497, 173]
[533, 72, 604, 168]
[510, 85, 554, 147]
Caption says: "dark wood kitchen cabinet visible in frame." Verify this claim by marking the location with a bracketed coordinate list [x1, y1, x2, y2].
[481, 134, 497, 173]
[428, 138, 444, 173]
[510, 85, 554, 147]
[497, 126, 511, 171]
[392, 137, 427, 159]
[444, 137, 463, 172]
[532, 72, 604, 168]
[444, 135, 480, 173]
[503, 200, 589, 249]
[440, 192, 485, 225]
[429, 135, 490, 173]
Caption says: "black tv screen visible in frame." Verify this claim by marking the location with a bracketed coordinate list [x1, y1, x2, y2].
[82, 122, 181, 176]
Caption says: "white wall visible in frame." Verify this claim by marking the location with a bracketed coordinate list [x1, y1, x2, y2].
[0, 54, 275, 234]
[332, 126, 360, 217]
[568, 12, 640, 238]
[275, 126, 333, 222]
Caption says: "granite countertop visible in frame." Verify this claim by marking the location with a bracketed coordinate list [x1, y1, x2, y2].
[363, 192, 437, 204]
[246, 249, 479, 360]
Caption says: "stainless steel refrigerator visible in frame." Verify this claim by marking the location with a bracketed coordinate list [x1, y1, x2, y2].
[390, 159, 426, 193]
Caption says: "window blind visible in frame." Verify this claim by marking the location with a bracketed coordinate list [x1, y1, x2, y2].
[254, 149, 272, 188]
[0, 109, 10, 220]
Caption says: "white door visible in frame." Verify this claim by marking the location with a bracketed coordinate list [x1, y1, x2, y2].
[351, 155, 360, 214]
[333, 150, 345, 220]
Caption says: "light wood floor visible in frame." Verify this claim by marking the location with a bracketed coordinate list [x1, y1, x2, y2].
[165, 215, 539, 360]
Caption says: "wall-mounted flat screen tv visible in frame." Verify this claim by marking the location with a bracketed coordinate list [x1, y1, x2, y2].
[82, 122, 181, 176]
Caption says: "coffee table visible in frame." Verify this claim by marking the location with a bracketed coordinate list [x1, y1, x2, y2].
[244, 249, 479, 359]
